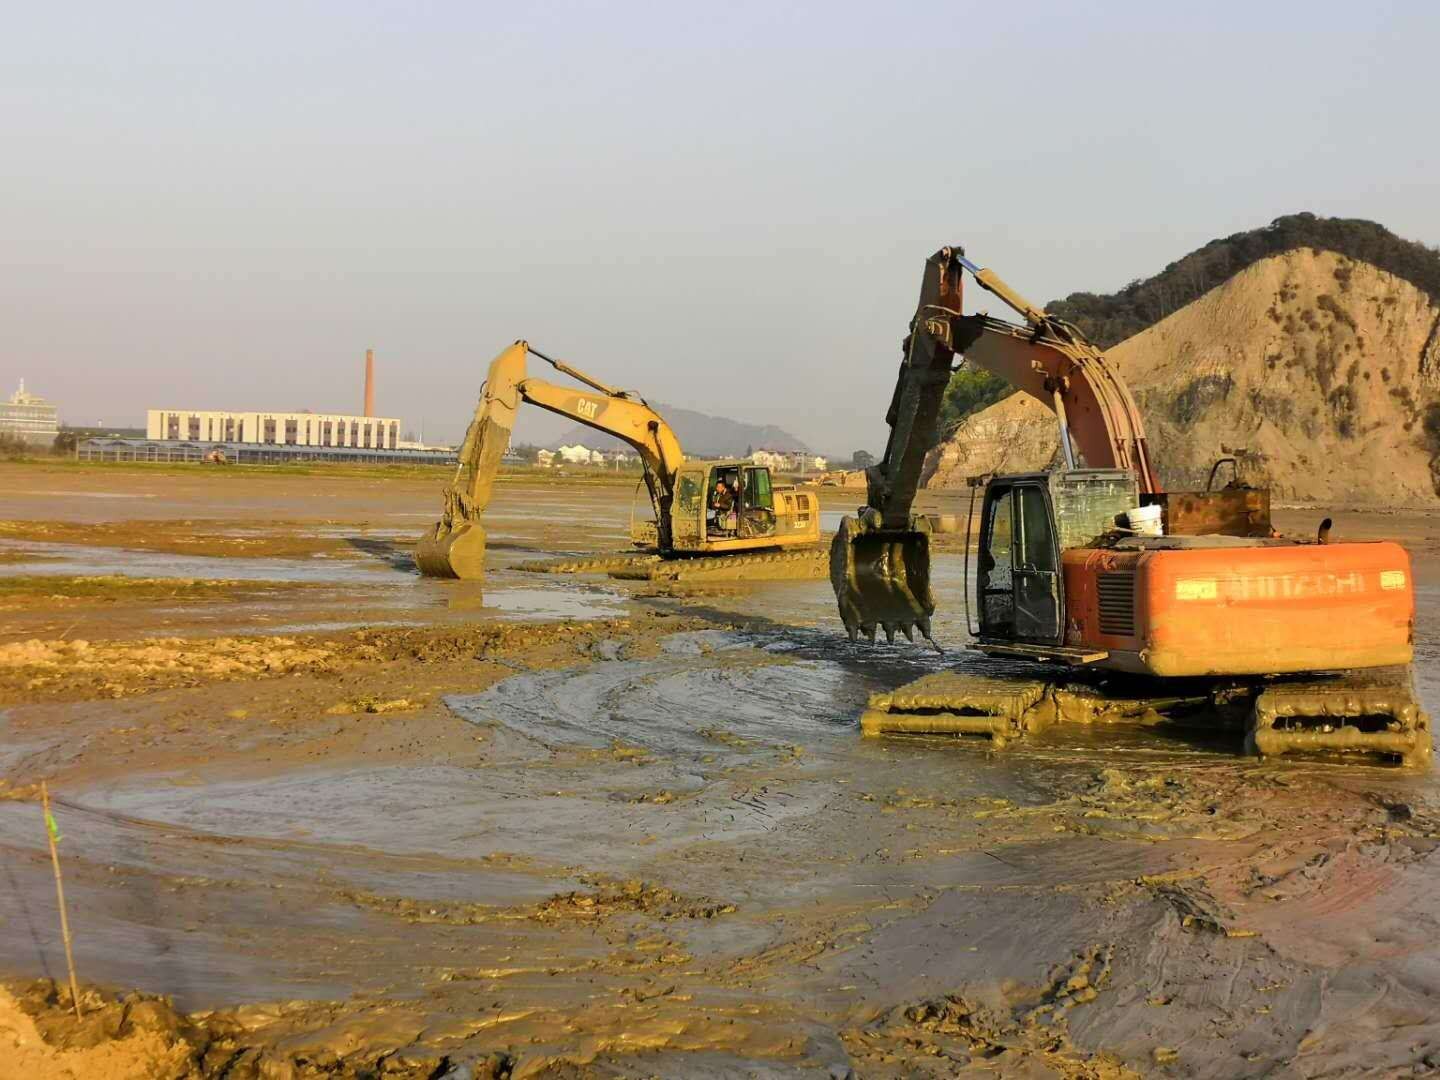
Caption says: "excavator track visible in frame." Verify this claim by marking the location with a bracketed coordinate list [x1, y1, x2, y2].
[1248, 679, 1432, 767]
[636, 547, 828, 583]
[861, 673, 1051, 749]
[862, 668, 1432, 767]
[516, 553, 663, 575]
[516, 547, 827, 582]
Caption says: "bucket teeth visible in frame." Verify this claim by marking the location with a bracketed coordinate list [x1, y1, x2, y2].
[844, 617, 935, 649]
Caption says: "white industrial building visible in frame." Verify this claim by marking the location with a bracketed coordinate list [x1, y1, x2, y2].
[555, 443, 601, 464]
[749, 448, 826, 472]
[1, 380, 60, 446]
[146, 409, 402, 450]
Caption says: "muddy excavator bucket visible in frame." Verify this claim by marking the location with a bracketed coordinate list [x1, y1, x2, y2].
[415, 519, 487, 579]
[415, 343, 527, 580]
[830, 513, 936, 644]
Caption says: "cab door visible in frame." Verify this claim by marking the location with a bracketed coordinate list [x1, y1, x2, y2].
[741, 467, 776, 537]
[1011, 483, 1062, 643]
[978, 482, 1061, 644]
[670, 466, 707, 549]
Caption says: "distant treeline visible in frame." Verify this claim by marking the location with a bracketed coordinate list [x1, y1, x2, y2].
[1045, 212, 1440, 348]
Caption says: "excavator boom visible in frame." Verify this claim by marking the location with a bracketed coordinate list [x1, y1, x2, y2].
[416, 341, 685, 579]
[834, 247, 1159, 642]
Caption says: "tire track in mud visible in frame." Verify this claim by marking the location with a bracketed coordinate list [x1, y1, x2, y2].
[447, 632, 866, 761]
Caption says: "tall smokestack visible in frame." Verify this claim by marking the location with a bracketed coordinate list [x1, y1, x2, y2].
[364, 348, 375, 417]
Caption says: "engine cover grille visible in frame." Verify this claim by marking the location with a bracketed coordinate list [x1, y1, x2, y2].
[1096, 571, 1136, 637]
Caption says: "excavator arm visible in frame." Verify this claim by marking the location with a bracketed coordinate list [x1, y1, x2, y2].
[833, 246, 1159, 641]
[416, 341, 685, 579]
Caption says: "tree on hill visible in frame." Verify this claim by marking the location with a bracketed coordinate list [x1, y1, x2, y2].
[939, 367, 1012, 433]
[1047, 212, 1440, 348]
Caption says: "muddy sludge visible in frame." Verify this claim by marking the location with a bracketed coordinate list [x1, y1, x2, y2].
[3, 460, 1440, 1074]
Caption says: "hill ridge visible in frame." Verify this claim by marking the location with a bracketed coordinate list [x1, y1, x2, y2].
[1046, 212, 1440, 349]
[928, 246, 1440, 505]
[551, 402, 807, 458]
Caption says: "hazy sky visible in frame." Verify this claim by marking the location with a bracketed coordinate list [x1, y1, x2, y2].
[4, 1, 1437, 453]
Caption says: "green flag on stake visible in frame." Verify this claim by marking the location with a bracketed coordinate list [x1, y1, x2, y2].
[45, 808, 62, 844]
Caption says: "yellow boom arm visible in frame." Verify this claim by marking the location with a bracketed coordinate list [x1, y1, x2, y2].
[416, 341, 685, 578]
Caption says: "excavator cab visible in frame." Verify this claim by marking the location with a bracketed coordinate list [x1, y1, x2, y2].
[977, 477, 1062, 645]
[736, 466, 778, 539]
[702, 464, 780, 540]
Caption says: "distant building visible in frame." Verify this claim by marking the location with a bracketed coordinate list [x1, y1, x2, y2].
[536, 449, 557, 467]
[599, 448, 637, 467]
[749, 448, 823, 472]
[147, 409, 402, 450]
[556, 443, 601, 465]
[1, 380, 60, 446]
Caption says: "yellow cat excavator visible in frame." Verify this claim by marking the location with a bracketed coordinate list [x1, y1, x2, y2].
[416, 342, 821, 580]
[834, 247, 1429, 766]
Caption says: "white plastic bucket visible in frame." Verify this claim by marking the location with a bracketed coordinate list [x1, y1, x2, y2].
[1126, 504, 1163, 536]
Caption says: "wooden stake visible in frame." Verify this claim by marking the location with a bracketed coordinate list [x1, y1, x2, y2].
[40, 782, 82, 1019]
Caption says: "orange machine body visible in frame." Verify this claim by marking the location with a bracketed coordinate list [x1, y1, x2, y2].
[1062, 541, 1415, 677]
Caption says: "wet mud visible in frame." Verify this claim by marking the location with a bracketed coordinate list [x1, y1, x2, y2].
[2, 464, 1440, 1076]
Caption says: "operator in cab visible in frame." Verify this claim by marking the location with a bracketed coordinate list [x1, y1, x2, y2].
[709, 475, 735, 536]
[711, 477, 734, 514]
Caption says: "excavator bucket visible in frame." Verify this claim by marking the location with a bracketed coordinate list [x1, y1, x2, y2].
[415, 519, 487, 579]
[829, 514, 936, 644]
[415, 343, 528, 580]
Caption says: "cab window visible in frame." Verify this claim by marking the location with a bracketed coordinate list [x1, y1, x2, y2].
[746, 468, 774, 510]
[677, 472, 701, 514]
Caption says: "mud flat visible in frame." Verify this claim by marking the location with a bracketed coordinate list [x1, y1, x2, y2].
[2, 462, 1439, 1076]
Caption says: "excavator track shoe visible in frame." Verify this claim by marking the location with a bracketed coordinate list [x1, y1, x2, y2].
[861, 673, 1051, 748]
[517, 549, 827, 583]
[518, 553, 663, 576]
[830, 515, 936, 646]
[641, 548, 828, 584]
[1249, 683, 1433, 767]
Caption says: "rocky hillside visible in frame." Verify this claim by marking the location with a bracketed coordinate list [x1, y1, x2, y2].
[926, 248, 1440, 504]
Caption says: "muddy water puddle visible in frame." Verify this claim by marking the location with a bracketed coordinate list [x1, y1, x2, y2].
[0, 539, 392, 585]
[0, 537, 628, 638]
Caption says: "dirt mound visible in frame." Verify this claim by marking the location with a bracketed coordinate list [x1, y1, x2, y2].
[926, 249, 1440, 504]
[1, 980, 505, 1079]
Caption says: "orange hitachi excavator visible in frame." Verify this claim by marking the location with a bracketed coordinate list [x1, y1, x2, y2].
[834, 247, 1430, 766]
